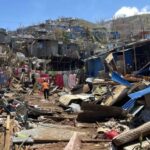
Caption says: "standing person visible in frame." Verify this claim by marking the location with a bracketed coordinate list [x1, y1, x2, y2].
[42, 79, 49, 100]
[31, 74, 36, 86]
[31, 74, 36, 93]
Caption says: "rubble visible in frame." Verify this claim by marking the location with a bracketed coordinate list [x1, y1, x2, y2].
[0, 39, 149, 150]
[113, 122, 150, 146]
[76, 103, 128, 123]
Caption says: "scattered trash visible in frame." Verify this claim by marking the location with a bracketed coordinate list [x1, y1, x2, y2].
[0, 43, 149, 150]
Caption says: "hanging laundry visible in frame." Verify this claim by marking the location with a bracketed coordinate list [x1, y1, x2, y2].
[55, 72, 64, 88]
[68, 73, 77, 89]
[63, 73, 69, 88]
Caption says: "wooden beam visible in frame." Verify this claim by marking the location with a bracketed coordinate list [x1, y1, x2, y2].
[133, 46, 137, 71]
[113, 122, 150, 146]
[4, 115, 11, 150]
[123, 51, 126, 75]
[6, 115, 10, 130]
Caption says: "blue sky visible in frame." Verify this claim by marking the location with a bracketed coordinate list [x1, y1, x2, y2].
[0, 0, 149, 30]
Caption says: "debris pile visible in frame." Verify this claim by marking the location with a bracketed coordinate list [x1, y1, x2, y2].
[0, 50, 149, 150]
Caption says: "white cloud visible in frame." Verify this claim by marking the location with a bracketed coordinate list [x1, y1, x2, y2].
[114, 6, 150, 18]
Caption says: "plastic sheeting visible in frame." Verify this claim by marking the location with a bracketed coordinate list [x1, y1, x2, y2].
[111, 71, 132, 87]
[16, 52, 26, 61]
[122, 86, 150, 110]
[129, 86, 150, 99]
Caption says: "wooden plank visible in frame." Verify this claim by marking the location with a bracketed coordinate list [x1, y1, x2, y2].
[64, 132, 81, 150]
[31, 139, 111, 143]
[6, 115, 10, 130]
[101, 85, 128, 106]
[4, 116, 14, 150]
[4, 128, 11, 150]
[0, 132, 5, 150]
[93, 81, 118, 86]
[14, 144, 19, 150]
[113, 122, 150, 146]
[77, 103, 128, 123]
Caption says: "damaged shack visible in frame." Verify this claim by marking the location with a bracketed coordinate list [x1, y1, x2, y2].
[0, 19, 150, 150]
[30, 38, 83, 71]
[30, 38, 58, 58]
[108, 39, 150, 75]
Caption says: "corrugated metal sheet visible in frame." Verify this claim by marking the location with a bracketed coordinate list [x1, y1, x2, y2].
[122, 86, 150, 110]
[111, 72, 132, 87]
[129, 86, 150, 99]
[86, 57, 104, 77]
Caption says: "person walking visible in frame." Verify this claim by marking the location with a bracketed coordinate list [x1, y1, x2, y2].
[42, 79, 49, 100]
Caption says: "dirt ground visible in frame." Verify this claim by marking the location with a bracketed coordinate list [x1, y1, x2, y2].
[20, 92, 111, 150]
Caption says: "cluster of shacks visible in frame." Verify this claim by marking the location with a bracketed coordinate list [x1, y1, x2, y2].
[0, 25, 150, 149]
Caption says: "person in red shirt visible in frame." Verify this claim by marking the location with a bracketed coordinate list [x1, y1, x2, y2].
[42, 79, 49, 100]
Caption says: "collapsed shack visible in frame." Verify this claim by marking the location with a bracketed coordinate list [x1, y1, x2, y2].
[0, 39, 150, 150]
[29, 38, 84, 71]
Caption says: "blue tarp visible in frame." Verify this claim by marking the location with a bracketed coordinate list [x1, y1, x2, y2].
[111, 71, 132, 87]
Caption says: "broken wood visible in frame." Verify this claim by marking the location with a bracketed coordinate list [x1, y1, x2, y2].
[0, 131, 5, 150]
[77, 103, 128, 123]
[113, 122, 150, 146]
[6, 115, 10, 130]
[64, 132, 81, 150]
[93, 81, 118, 86]
[81, 103, 128, 118]
[76, 110, 127, 123]
[4, 115, 11, 150]
[101, 85, 128, 106]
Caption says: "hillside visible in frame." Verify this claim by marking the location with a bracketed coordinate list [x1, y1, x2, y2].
[101, 14, 150, 39]
[75, 18, 98, 29]
[8, 14, 150, 56]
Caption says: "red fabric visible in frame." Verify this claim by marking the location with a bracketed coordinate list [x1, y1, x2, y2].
[40, 74, 49, 78]
[14, 69, 19, 76]
[55, 73, 64, 88]
[37, 78, 43, 84]
[68, 74, 77, 89]
[37, 77, 50, 84]
[105, 130, 119, 139]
